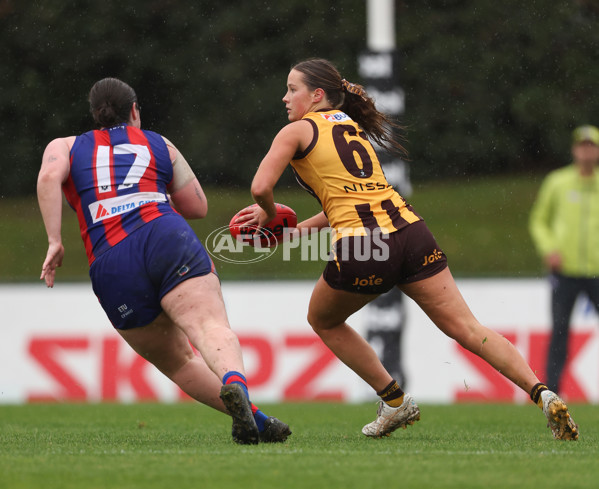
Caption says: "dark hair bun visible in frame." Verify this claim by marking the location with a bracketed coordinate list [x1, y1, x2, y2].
[88, 78, 137, 127]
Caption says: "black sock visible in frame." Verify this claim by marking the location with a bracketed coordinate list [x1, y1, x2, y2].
[530, 382, 548, 406]
[377, 380, 404, 407]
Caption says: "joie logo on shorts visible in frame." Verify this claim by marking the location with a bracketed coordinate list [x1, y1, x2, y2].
[352, 274, 384, 287]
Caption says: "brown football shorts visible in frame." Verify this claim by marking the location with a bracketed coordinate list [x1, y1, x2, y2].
[323, 220, 448, 294]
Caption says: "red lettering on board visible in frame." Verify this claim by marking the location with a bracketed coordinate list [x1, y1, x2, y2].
[283, 335, 344, 401]
[239, 335, 274, 387]
[454, 333, 517, 402]
[101, 337, 158, 400]
[528, 331, 592, 402]
[27, 337, 89, 401]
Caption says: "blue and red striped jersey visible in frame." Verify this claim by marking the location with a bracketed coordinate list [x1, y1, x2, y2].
[64, 124, 176, 265]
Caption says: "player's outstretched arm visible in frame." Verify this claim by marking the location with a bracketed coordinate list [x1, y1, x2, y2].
[37, 138, 71, 287]
[251, 122, 311, 226]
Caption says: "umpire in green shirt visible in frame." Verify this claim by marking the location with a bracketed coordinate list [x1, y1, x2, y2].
[530, 125, 599, 393]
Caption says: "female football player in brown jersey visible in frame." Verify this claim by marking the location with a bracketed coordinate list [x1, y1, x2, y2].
[237, 58, 578, 440]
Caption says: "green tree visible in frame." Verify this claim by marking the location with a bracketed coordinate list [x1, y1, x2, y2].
[2, 0, 599, 197]
[397, 0, 599, 178]
[0, 0, 364, 196]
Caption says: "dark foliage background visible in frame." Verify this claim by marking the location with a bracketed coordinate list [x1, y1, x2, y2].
[1, 0, 599, 197]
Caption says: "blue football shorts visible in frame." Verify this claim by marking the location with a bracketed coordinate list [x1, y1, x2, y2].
[89, 213, 215, 330]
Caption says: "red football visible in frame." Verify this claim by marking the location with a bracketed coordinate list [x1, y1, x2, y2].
[229, 203, 297, 248]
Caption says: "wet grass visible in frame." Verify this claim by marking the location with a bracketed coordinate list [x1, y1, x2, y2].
[0, 402, 596, 489]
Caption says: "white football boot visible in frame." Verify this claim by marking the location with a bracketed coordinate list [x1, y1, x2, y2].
[541, 390, 579, 440]
[362, 393, 420, 438]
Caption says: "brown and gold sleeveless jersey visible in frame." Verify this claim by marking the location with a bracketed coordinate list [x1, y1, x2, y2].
[290, 110, 421, 238]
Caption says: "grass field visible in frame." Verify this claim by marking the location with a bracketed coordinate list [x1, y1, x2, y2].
[0, 174, 545, 282]
[0, 402, 597, 489]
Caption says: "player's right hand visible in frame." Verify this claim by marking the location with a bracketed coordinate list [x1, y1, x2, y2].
[41, 242, 65, 288]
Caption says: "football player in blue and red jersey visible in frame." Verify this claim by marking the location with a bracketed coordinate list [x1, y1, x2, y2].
[37, 77, 290, 444]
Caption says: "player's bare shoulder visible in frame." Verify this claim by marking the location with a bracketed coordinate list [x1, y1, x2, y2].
[46, 136, 76, 152]
[286, 119, 314, 137]
[161, 135, 179, 163]
[275, 119, 314, 153]
[42, 137, 75, 166]
[63, 135, 77, 148]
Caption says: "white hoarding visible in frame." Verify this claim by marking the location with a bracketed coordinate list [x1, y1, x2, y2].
[0, 280, 597, 404]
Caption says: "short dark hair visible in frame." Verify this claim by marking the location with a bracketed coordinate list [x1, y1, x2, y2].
[88, 78, 137, 127]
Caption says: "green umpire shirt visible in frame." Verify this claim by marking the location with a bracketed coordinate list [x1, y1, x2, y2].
[529, 164, 599, 277]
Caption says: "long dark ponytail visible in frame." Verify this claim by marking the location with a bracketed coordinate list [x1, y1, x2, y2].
[291, 58, 406, 156]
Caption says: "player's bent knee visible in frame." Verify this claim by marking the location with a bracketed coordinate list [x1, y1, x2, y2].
[151, 349, 196, 379]
[307, 312, 340, 334]
[307, 311, 325, 332]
